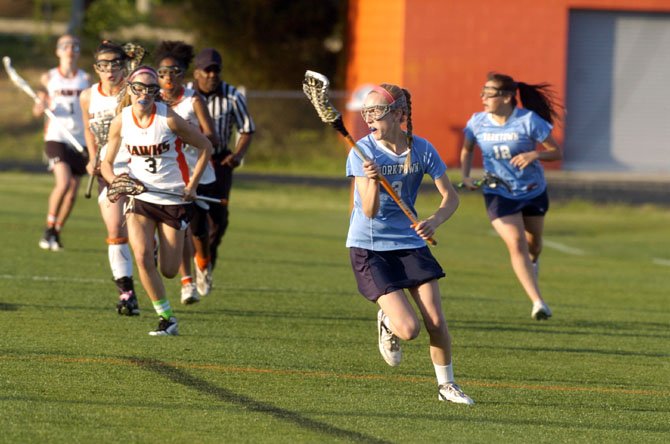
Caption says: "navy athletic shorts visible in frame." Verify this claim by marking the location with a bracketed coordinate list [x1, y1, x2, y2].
[349, 246, 445, 302]
[484, 190, 549, 221]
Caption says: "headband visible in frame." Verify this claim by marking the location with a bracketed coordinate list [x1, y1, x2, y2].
[371, 85, 396, 105]
[128, 67, 158, 82]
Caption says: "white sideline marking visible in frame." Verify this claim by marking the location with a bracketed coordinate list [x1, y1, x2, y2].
[488, 231, 586, 256]
[652, 258, 670, 267]
[0, 274, 107, 284]
[543, 240, 586, 256]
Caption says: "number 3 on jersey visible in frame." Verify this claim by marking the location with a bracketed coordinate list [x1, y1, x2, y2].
[145, 157, 157, 173]
[493, 144, 511, 160]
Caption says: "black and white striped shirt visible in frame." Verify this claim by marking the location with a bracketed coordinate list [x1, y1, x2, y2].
[187, 81, 255, 158]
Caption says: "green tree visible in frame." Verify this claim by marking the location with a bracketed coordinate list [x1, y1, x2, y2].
[182, 0, 347, 88]
[82, 0, 140, 40]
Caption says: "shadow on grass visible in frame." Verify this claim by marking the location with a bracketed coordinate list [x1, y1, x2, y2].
[127, 357, 391, 444]
[0, 302, 19, 311]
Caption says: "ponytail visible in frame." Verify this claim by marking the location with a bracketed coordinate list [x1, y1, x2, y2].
[487, 72, 563, 125]
[516, 81, 562, 125]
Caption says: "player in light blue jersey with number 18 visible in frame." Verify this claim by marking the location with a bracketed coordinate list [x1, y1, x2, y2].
[460, 72, 563, 321]
[347, 83, 473, 405]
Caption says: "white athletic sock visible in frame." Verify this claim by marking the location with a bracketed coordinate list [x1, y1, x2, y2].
[434, 363, 455, 385]
[109, 243, 133, 279]
[382, 314, 393, 332]
[532, 259, 540, 280]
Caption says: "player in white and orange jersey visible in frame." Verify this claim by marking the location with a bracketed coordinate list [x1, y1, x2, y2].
[101, 66, 212, 336]
[156, 40, 219, 305]
[34, 34, 90, 252]
[80, 40, 140, 316]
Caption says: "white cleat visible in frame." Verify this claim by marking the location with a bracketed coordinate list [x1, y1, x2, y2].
[438, 383, 475, 405]
[377, 309, 402, 366]
[180, 282, 200, 305]
[531, 301, 553, 320]
[195, 263, 213, 296]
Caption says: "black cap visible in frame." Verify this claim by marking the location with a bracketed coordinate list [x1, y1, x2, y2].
[195, 48, 222, 70]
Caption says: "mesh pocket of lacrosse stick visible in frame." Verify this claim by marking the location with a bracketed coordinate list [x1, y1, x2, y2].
[107, 174, 146, 202]
[302, 70, 341, 124]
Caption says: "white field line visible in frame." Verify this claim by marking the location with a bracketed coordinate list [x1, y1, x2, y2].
[488, 231, 586, 256]
[543, 239, 586, 256]
[0, 274, 107, 284]
[652, 258, 670, 267]
[0, 274, 277, 292]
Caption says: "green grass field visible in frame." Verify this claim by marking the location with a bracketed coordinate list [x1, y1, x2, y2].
[0, 172, 668, 443]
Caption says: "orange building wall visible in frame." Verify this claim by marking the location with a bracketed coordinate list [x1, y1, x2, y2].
[346, 0, 670, 168]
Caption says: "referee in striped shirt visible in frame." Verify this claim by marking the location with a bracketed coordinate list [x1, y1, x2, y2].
[190, 48, 255, 270]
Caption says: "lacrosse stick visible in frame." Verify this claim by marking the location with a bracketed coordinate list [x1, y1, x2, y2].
[457, 172, 512, 192]
[84, 119, 111, 198]
[303, 70, 436, 246]
[107, 174, 227, 205]
[85, 43, 147, 198]
[3, 56, 85, 154]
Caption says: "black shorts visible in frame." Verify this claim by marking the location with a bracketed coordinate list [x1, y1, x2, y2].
[45, 141, 88, 176]
[128, 199, 194, 231]
[484, 190, 549, 221]
[196, 181, 218, 198]
[192, 181, 218, 211]
[349, 246, 445, 302]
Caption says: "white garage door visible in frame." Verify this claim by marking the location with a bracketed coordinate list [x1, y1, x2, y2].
[565, 10, 670, 173]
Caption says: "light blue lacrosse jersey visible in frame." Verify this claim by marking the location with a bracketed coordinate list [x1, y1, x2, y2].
[346, 134, 446, 251]
[463, 108, 552, 199]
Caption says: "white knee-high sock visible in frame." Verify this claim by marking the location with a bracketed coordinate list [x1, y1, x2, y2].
[109, 243, 133, 279]
[434, 363, 455, 385]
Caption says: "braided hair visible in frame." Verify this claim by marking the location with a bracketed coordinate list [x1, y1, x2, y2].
[379, 83, 414, 173]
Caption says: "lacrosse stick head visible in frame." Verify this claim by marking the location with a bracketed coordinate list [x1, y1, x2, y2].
[482, 172, 512, 192]
[122, 43, 147, 74]
[303, 70, 343, 124]
[89, 118, 112, 148]
[2, 56, 38, 100]
[107, 173, 146, 203]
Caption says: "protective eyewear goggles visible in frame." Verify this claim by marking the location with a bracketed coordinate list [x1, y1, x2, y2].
[128, 81, 160, 97]
[58, 42, 80, 52]
[480, 86, 510, 99]
[157, 66, 184, 78]
[95, 59, 124, 72]
[360, 104, 394, 121]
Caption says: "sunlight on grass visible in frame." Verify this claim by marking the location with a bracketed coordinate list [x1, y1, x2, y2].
[0, 172, 668, 443]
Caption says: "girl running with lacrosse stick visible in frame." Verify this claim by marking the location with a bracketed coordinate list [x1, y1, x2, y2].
[80, 40, 143, 316]
[155, 41, 219, 305]
[348, 83, 473, 404]
[34, 34, 90, 252]
[101, 66, 212, 336]
[460, 72, 563, 320]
